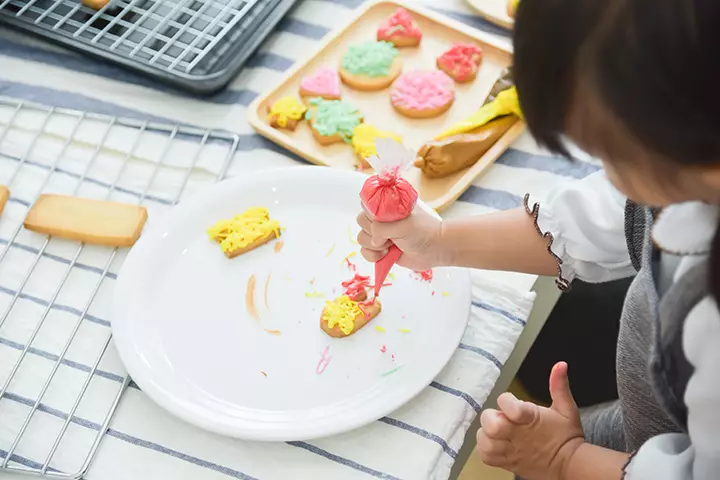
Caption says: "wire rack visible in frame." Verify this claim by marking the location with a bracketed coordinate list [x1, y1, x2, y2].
[0, 0, 298, 93]
[0, 97, 241, 478]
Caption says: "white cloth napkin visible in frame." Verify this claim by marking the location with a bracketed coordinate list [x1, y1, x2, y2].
[0, 98, 534, 480]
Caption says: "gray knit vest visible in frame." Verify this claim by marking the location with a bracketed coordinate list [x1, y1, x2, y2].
[617, 201, 707, 451]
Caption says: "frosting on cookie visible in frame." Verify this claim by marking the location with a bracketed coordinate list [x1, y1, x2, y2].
[300, 67, 341, 98]
[377, 8, 422, 41]
[390, 71, 454, 111]
[323, 295, 363, 335]
[341, 41, 399, 78]
[207, 207, 281, 254]
[305, 98, 363, 142]
[267, 96, 307, 128]
[437, 44, 483, 82]
[351, 124, 402, 160]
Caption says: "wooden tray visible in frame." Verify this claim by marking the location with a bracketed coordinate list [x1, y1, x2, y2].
[247, 0, 524, 212]
[465, 0, 514, 30]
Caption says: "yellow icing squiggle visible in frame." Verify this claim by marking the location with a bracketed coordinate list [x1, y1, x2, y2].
[207, 207, 281, 254]
[268, 97, 307, 128]
[322, 295, 362, 335]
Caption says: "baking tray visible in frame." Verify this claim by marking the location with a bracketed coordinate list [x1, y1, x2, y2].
[247, 0, 524, 212]
[465, 0, 513, 30]
[0, 0, 298, 94]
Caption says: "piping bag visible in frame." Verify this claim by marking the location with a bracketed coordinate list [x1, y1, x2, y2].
[360, 137, 418, 297]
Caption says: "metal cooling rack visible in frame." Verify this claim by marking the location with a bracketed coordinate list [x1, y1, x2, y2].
[0, 97, 240, 478]
[0, 0, 298, 93]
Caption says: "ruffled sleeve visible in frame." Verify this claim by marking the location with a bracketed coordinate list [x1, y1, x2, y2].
[524, 170, 636, 290]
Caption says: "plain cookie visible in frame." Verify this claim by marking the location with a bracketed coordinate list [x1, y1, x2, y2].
[24, 195, 148, 247]
[0, 186, 8, 216]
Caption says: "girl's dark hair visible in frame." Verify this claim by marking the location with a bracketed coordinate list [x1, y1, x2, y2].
[513, 0, 720, 299]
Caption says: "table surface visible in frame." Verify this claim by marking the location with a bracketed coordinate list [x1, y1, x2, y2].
[0, 0, 598, 478]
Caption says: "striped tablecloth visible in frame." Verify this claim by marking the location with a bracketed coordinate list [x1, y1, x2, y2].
[0, 0, 600, 479]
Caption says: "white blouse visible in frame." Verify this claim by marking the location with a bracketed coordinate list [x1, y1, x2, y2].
[531, 171, 720, 479]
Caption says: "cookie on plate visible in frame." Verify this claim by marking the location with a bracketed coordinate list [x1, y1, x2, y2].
[339, 41, 401, 91]
[305, 98, 363, 145]
[376, 7, 422, 48]
[390, 70, 455, 118]
[436, 44, 483, 83]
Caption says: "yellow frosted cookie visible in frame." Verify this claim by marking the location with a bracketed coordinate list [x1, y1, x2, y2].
[351, 124, 401, 169]
[267, 96, 307, 131]
[207, 207, 281, 258]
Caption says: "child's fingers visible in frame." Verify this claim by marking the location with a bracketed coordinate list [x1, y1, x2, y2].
[479, 409, 514, 439]
[357, 212, 373, 233]
[357, 231, 392, 251]
[475, 430, 513, 467]
[497, 392, 537, 425]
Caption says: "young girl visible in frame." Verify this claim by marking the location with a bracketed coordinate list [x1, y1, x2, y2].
[357, 0, 720, 478]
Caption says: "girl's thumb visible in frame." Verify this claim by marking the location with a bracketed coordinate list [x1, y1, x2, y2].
[549, 362, 578, 418]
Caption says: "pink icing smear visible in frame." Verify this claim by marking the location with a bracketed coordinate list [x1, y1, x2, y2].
[390, 70, 454, 110]
[301, 67, 341, 97]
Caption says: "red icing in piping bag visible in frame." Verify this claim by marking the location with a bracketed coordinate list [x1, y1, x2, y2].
[359, 138, 418, 297]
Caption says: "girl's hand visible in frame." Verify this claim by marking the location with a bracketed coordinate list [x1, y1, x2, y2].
[356, 207, 444, 271]
[476, 362, 585, 480]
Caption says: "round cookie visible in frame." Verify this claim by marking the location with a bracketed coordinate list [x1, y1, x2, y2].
[377, 8, 422, 48]
[339, 41, 401, 91]
[390, 70, 455, 119]
[305, 98, 363, 146]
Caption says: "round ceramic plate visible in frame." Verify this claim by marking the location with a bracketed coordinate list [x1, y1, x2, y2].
[465, 0, 514, 30]
[112, 167, 471, 441]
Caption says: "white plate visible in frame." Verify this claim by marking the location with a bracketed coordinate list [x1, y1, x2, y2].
[112, 167, 471, 441]
[465, 0, 514, 30]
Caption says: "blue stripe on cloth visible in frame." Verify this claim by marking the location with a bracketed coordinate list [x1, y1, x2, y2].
[472, 299, 527, 326]
[458, 343, 504, 370]
[0, 285, 111, 327]
[458, 186, 522, 210]
[287, 442, 401, 479]
[378, 417, 458, 459]
[1, 392, 260, 480]
[0, 448, 62, 474]
[0, 38, 275, 104]
[0, 335, 471, 468]
[278, 18, 330, 40]
[7, 196, 30, 207]
[429, 381, 482, 412]
[0, 336, 124, 383]
[0, 238, 119, 279]
[497, 149, 600, 179]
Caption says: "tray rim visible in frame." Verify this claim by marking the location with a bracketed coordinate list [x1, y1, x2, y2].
[464, 0, 514, 30]
[246, 0, 525, 212]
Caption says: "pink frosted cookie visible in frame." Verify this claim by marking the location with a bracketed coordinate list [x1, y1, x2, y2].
[390, 70, 455, 118]
[377, 7, 422, 48]
[299, 67, 341, 100]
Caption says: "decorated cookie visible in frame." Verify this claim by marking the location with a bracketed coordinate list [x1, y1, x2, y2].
[390, 70, 455, 119]
[266, 96, 307, 131]
[436, 44, 483, 83]
[339, 41, 401, 91]
[377, 8, 422, 47]
[305, 98, 363, 145]
[299, 67, 341, 100]
[351, 124, 402, 169]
